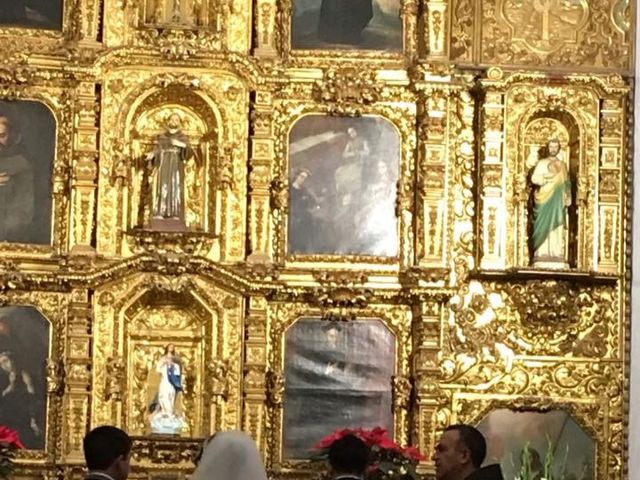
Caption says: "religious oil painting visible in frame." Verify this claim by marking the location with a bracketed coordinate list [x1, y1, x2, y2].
[0, 0, 63, 30]
[287, 115, 400, 257]
[0, 306, 50, 450]
[0, 100, 55, 245]
[477, 409, 595, 480]
[291, 0, 402, 51]
[282, 319, 395, 459]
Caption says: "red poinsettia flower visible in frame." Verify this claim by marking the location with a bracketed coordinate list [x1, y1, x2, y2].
[0, 426, 25, 449]
[402, 445, 426, 462]
[363, 426, 388, 446]
[314, 428, 352, 449]
[377, 435, 402, 452]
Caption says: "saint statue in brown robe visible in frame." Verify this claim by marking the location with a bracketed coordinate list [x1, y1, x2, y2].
[146, 113, 195, 231]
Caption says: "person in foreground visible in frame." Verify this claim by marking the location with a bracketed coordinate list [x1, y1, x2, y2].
[433, 425, 503, 480]
[191, 431, 268, 480]
[83, 426, 132, 480]
[328, 434, 370, 480]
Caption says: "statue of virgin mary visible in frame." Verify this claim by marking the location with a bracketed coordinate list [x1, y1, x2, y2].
[149, 344, 187, 434]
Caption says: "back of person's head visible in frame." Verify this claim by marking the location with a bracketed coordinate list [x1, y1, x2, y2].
[445, 424, 486, 468]
[191, 431, 268, 480]
[328, 434, 370, 475]
[83, 426, 132, 479]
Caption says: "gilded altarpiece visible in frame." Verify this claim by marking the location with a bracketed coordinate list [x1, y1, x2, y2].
[0, 0, 633, 479]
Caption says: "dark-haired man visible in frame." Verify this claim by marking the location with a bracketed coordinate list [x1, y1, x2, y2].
[83, 426, 132, 480]
[328, 434, 370, 480]
[433, 425, 503, 480]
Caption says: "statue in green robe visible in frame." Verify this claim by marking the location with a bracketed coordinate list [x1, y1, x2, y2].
[529, 139, 572, 269]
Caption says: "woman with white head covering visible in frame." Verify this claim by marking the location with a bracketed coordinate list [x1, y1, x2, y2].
[191, 431, 268, 480]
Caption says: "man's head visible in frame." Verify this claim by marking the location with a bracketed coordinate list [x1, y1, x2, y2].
[167, 113, 182, 131]
[83, 426, 132, 480]
[322, 323, 341, 348]
[292, 169, 310, 188]
[547, 139, 561, 157]
[328, 434, 370, 476]
[347, 127, 357, 138]
[433, 425, 486, 480]
[0, 351, 14, 373]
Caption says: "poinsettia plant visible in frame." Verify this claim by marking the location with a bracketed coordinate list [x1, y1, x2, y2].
[312, 427, 425, 480]
[0, 426, 24, 480]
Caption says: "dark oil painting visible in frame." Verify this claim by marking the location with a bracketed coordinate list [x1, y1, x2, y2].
[292, 0, 402, 51]
[283, 318, 395, 459]
[0, 306, 50, 449]
[0, 100, 55, 245]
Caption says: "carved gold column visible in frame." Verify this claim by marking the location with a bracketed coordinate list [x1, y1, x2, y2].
[243, 296, 269, 456]
[412, 299, 444, 475]
[61, 289, 92, 463]
[424, 0, 448, 59]
[597, 94, 627, 273]
[248, 91, 275, 262]
[401, 0, 419, 61]
[416, 86, 449, 267]
[253, 0, 277, 57]
[70, 82, 98, 254]
[477, 75, 506, 270]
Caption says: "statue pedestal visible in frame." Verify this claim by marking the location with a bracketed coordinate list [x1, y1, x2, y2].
[532, 258, 570, 270]
[148, 217, 187, 232]
[150, 412, 187, 435]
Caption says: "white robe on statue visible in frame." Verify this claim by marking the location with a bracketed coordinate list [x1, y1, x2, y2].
[156, 358, 180, 415]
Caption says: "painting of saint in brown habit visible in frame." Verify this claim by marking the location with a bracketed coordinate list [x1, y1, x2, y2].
[292, 0, 401, 50]
[0, 306, 50, 449]
[288, 115, 400, 257]
[0, 0, 63, 30]
[0, 100, 55, 245]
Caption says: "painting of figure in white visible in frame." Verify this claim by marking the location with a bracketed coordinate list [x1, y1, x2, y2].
[148, 344, 186, 434]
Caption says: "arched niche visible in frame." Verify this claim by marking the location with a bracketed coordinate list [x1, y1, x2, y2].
[120, 287, 221, 437]
[0, 306, 51, 450]
[124, 85, 221, 233]
[476, 408, 594, 480]
[522, 111, 580, 268]
[281, 317, 396, 459]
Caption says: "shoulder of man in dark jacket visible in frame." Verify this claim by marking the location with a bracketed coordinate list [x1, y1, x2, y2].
[464, 464, 504, 480]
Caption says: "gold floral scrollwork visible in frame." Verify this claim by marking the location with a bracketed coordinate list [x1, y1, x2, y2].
[508, 280, 580, 325]
[208, 358, 229, 399]
[313, 68, 380, 110]
[392, 376, 412, 410]
[311, 288, 373, 322]
[105, 356, 126, 401]
[131, 438, 200, 465]
[266, 370, 285, 407]
[46, 359, 65, 396]
[270, 177, 287, 211]
[218, 146, 235, 188]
